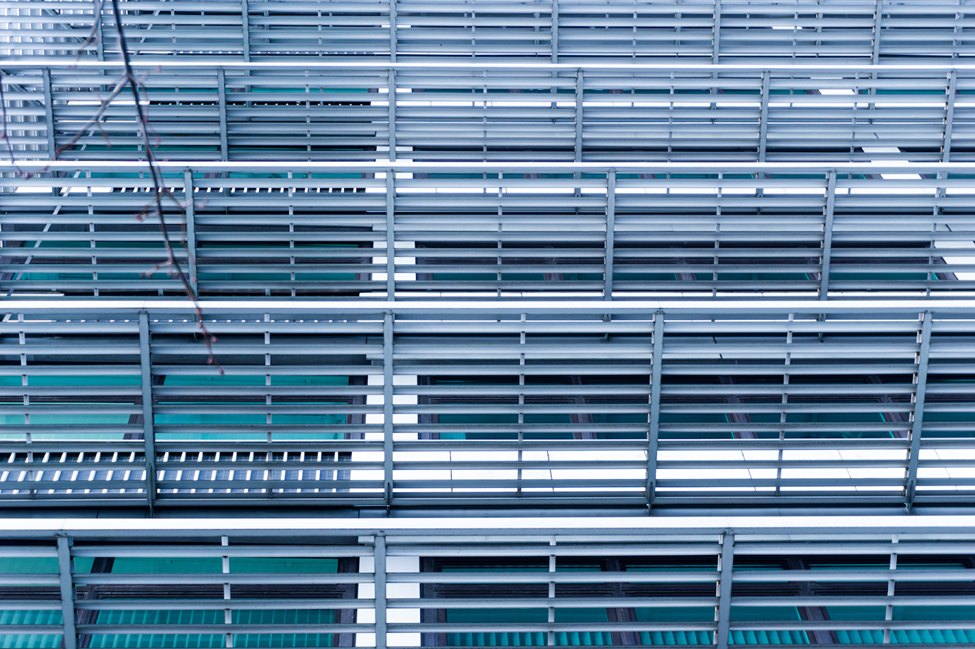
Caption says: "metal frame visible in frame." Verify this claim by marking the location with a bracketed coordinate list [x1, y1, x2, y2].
[7, 518, 975, 649]
[2, 62, 971, 165]
[2, 0, 968, 64]
[4, 160, 975, 299]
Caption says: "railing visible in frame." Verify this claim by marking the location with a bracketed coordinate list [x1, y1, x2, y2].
[0, 299, 969, 513]
[2, 161, 975, 299]
[0, 62, 967, 163]
[3, 519, 975, 649]
[2, 0, 974, 64]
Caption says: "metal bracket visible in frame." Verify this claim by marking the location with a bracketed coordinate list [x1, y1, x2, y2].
[56, 536, 78, 649]
[647, 311, 664, 508]
[604, 169, 616, 299]
[42, 68, 56, 158]
[138, 311, 158, 514]
[819, 170, 837, 300]
[943, 70, 957, 163]
[240, 0, 251, 61]
[383, 312, 394, 510]
[183, 170, 198, 294]
[386, 172, 395, 299]
[906, 312, 933, 511]
[715, 532, 735, 649]
[374, 535, 387, 649]
[217, 69, 229, 161]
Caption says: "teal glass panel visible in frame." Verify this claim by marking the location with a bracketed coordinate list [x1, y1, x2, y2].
[108, 558, 222, 573]
[0, 635, 63, 648]
[635, 607, 713, 646]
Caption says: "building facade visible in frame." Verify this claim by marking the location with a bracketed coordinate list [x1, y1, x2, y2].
[2, 0, 975, 647]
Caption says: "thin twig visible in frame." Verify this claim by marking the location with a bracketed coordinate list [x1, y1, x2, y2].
[109, 0, 223, 373]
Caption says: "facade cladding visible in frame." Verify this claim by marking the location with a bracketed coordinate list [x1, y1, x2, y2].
[5, 1, 975, 648]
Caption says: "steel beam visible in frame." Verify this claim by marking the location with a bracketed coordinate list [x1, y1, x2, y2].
[183, 170, 197, 294]
[374, 535, 387, 649]
[217, 69, 228, 162]
[604, 169, 615, 300]
[819, 170, 837, 301]
[41, 68, 55, 158]
[383, 312, 394, 510]
[56, 536, 77, 649]
[715, 532, 734, 649]
[138, 311, 157, 513]
[646, 311, 663, 509]
[906, 312, 933, 511]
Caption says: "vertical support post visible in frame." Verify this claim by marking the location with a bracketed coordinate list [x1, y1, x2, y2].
[42, 68, 56, 159]
[604, 169, 616, 300]
[715, 533, 734, 649]
[906, 312, 933, 510]
[712, 0, 721, 63]
[386, 172, 396, 299]
[388, 0, 397, 62]
[388, 70, 396, 162]
[383, 313, 394, 509]
[943, 70, 957, 163]
[872, 0, 883, 64]
[758, 71, 769, 163]
[575, 69, 584, 162]
[217, 69, 229, 162]
[56, 536, 77, 649]
[240, 0, 250, 61]
[138, 311, 157, 514]
[819, 170, 837, 300]
[221, 536, 231, 649]
[374, 536, 387, 649]
[647, 311, 664, 508]
[550, 0, 559, 63]
[183, 170, 198, 294]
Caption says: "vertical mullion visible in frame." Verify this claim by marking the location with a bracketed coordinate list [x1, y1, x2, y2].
[873, 0, 883, 64]
[138, 311, 157, 513]
[712, 0, 721, 63]
[389, 0, 397, 62]
[56, 536, 78, 649]
[551, 0, 558, 63]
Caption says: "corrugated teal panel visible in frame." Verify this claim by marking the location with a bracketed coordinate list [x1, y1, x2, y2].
[0, 635, 63, 649]
[88, 634, 225, 648]
[0, 611, 62, 625]
[639, 630, 713, 645]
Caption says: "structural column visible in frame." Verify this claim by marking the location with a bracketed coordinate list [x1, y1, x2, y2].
[138, 311, 158, 512]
